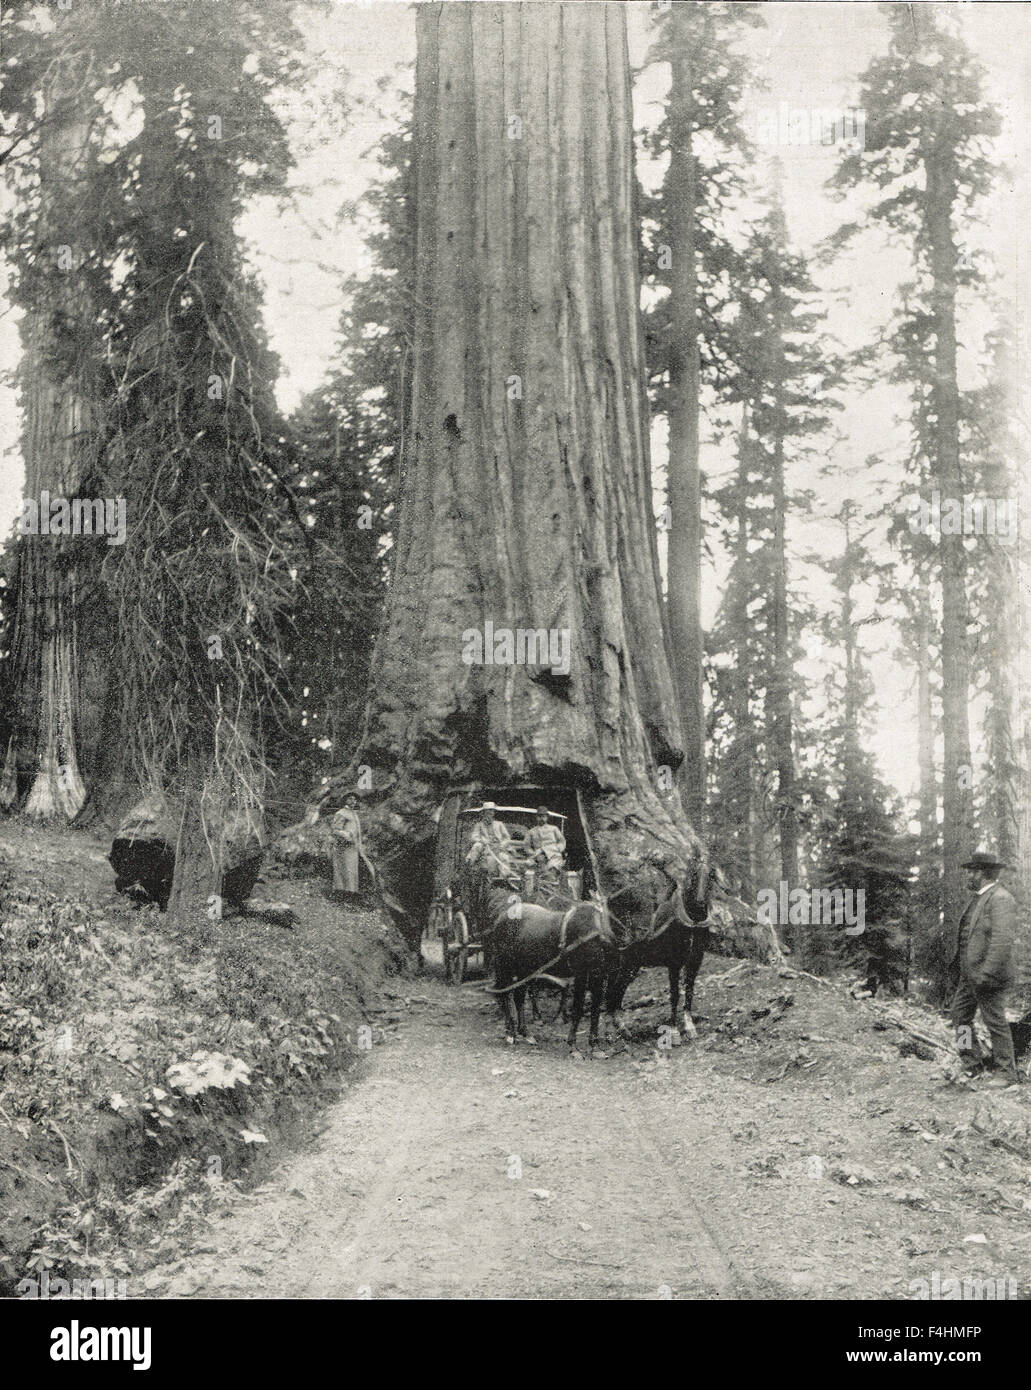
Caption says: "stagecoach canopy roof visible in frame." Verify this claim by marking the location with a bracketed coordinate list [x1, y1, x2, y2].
[461, 804, 566, 822]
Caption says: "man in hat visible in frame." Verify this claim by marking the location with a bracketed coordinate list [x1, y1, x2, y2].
[465, 802, 517, 877]
[947, 852, 1019, 1088]
[527, 807, 566, 873]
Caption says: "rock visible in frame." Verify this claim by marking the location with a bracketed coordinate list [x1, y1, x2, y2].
[831, 1163, 876, 1187]
[110, 794, 264, 910]
[241, 898, 298, 928]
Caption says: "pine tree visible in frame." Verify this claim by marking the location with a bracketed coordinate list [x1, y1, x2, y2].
[278, 109, 413, 798]
[713, 170, 841, 943]
[814, 502, 914, 989]
[831, 3, 1001, 995]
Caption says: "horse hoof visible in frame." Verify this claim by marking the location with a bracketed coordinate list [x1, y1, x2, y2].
[668, 1029, 682, 1048]
[518, 1034, 538, 1046]
[682, 1018, 698, 1040]
[590, 1047, 610, 1060]
[505, 1036, 515, 1046]
[568, 1048, 585, 1062]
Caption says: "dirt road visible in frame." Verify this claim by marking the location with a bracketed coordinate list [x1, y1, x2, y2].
[158, 956, 1031, 1301]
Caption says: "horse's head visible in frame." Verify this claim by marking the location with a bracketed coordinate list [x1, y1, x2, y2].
[675, 851, 715, 926]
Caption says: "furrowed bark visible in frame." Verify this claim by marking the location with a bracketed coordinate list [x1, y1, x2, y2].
[352, 2, 770, 962]
[13, 68, 95, 821]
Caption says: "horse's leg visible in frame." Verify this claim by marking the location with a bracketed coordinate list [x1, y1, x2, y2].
[680, 929, 707, 1039]
[588, 972, 608, 1056]
[566, 973, 588, 1058]
[497, 976, 518, 1044]
[604, 964, 633, 1042]
[515, 986, 537, 1045]
[529, 981, 543, 1023]
[666, 959, 683, 1047]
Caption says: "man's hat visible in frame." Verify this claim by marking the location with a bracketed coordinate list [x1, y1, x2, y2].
[961, 851, 1008, 871]
[480, 801, 496, 811]
[535, 806, 550, 816]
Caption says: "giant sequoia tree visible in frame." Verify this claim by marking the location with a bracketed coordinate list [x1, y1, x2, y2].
[351, 2, 764, 955]
[1, 36, 104, 820]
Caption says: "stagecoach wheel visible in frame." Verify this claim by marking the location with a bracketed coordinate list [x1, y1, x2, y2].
[428, 901, 453, 983]
[452, 910, 470, 985]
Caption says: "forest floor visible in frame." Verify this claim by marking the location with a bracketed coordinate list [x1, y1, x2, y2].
[151, 943, 1031, 1301]
[3, 818, 1029, 1301]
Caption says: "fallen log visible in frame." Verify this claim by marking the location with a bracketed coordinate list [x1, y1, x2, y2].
[779, 967, 954, 1055]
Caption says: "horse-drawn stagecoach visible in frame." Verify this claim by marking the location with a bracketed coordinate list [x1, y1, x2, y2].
[425, 785, 714, 1052]
[428, 788, 586, 983]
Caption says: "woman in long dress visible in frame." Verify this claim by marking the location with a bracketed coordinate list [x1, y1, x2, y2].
[331, 792, 363, 894]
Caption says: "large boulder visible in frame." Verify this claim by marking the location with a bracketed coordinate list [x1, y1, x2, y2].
[110, 794, 264, 912]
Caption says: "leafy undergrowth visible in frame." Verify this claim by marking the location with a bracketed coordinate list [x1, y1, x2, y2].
[0, 819, 408, 1296]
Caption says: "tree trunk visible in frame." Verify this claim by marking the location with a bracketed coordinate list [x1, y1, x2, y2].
[1015, 449, 1031, 909]
[353, 2, 767, 959]
[11, 68, 94, 820]
[915, 585, 941, 956]
[769, 375, 799, 897]
[925, 142, 973, 990]
[729, 406, 756, 900]
[165, 754, 222, 925]
[840, 507, 861, 807]
[664, 4, 705, 830]
[984, 554, 1018, 869]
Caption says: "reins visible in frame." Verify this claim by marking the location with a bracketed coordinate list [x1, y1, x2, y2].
[606, 881, 711, 951]
[485, 903, 605, 995]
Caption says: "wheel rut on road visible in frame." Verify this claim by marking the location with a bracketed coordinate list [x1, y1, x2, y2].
[164, 976, 753, 1299]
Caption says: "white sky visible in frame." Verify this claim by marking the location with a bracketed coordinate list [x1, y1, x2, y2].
[1, 0, 1027, 809]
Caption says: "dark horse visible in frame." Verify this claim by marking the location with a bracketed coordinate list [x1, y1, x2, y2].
[604, 855, 715, 1047]
[466, 866, 616, 1055]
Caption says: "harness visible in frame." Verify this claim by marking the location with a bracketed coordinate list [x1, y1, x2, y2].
[607, 880, 712, 951]
[485, 902, 605, 995]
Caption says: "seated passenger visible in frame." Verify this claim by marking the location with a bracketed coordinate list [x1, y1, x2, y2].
[527, 807, 565, 872]
[466, 803, 517, 877]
